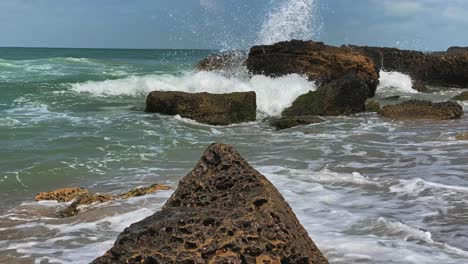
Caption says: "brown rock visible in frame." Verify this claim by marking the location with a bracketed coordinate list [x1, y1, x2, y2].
[282, 73, 369, 116]
[35, 188, 89, 202]
[118, 184, 172, 199]
[196, 51, 247, 73]
[58, 193, 114, 218]
[455, 133, 468, 140]
[246, 40, 380, 97]
[452, 91, 468, 101]
[145, 91, 257, 125]
[347, 45, 468, 89]
[269, 116, 324, 130]
[365, 100, 381, 112]
[92, 143, 328, 264]
[378, 100, 463, 120]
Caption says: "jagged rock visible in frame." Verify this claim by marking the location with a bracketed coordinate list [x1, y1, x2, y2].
[92, 143, 328, 264]
[270, 116, 324, 130]
[347, 45, 468, 89]
[146, 91, 257, 125]
[36, 184, 172, 217]
[118, 184, 172, 199]
[455, 133, 468, 140]
[283, 73, 369, 116]
[58, 193, 114, 218]
[365, 100, 381, 112]
[452, 91, 468, 101]
[378, 100, 463, 120]
[196, 51, 247, 72]
[35, 188, 89, 202]
[246, 40, 379, 97]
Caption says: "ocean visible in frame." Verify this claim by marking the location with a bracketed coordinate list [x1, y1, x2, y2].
[0, 47, 468, 263]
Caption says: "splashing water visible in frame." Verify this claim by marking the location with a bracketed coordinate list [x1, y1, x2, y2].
[257, 0, 322, 45]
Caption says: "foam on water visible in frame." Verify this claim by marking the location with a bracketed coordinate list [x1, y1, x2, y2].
[71, 71, 316, 116]
[377, 70, 418, 95]
[257, 0, 322, 45]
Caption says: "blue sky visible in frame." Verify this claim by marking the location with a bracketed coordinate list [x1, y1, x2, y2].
[1, 0, 467, 51]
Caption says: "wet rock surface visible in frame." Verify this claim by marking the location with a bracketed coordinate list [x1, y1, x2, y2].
[452, 91, 468, 101]
[455, 133, 468, 140]
[269, 116, 324, 130]
[348, 45, 468, 89]
[246, 40, 379, 97]
[146, 91, 257, 125]
[365, 100, 381, 112]
[36, 184, 172, 218]
[92, 143, 328, 264]
[35, 187, 89, 202]
[378, 100, 463, 120]
[282, 73, 369, 116]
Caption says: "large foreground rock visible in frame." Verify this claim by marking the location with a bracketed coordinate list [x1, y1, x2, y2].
[146, 91, 257, 125]
[347, 45, 468, 90]
[378, 100, 463, 120]
[282, 73, 369, 116]
[93, 143, 328, 264]
[246, 40, 379, 97]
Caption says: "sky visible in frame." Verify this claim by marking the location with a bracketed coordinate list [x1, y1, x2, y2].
[0, 0, 467, 51]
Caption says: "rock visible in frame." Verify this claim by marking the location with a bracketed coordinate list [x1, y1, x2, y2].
[455, 133, 468, 140]
[452, 91, 468, 101]
[246, 40, 380, 97]
[35, 188, 89, 202]
[365, 100, 381, 112]
[196, 51, 247, 73]
[283, 73, 369, 116]
[270, 116, 324, 130]
[378, 100, 463, 120]
[58, 193, 114, 218]
[92, 143, 328, 264]
[36, 184, 172, 217]
[446, 47, 468, 55]
[146, 91, 257, 125]
[118, 184, 172, 199]
[382, 95, 401, 101]
[347, 45, 468, 89]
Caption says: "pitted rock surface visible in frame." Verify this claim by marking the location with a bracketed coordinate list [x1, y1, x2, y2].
[378, 100, 463, 120]
[92, 143, 328, 264]
[35, 188, 89, 202]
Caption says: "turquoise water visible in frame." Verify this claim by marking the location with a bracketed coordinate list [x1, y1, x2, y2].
[1, 48, 468, 263]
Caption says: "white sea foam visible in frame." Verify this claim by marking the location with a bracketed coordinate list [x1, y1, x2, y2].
[257, 0, 322, 45]
[390, 178, 468, 195]
[377, 71, 418, 95]
[71, 71, 316, 116]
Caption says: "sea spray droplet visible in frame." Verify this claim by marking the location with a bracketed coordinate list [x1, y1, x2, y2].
[257, 0, 322, 45]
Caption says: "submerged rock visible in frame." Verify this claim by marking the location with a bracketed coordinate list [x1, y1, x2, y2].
[282, 73, 369, 116]
[347, 45, 468, 90]
[452, 91, 468, 101]
[58, 193, 114, 218]
[35, 188, 89, 202]
[118, 184, 172, 199]
[455, 133, 468, 140]
[365, 100, 381, 112]
[378, 100, 463, 120]
[146, 91, 257, 125]
[92, 143, 328, 264]
[269, 116, 324, 130]
[246, 40, 379, 97]
[37, 184, 172, 217]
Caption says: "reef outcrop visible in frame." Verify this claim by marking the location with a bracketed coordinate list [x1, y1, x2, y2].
[92, 143, 328, 264]
[378, 100, 463, 120]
